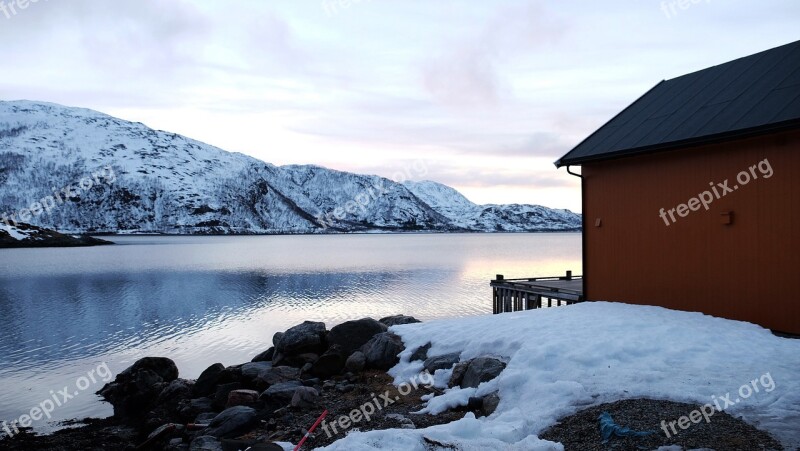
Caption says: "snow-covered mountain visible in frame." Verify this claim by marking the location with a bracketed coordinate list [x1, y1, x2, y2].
[0, 101, 581, 234]
[402, 180, 579, 232]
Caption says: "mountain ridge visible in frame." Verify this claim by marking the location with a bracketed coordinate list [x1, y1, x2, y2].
[0, 100, 581, 234]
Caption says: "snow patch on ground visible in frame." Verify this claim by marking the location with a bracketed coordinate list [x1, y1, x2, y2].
[0, 223, 30, 240]
[320, 302, 800, 450]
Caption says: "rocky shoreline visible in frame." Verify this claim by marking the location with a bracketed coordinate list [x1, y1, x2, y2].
[0, 315, 504, 450]
[0, 314, 788, 451]
[0, 222, 112, 248]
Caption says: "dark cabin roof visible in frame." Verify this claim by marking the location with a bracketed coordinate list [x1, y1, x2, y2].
[555, 40, 800, 168]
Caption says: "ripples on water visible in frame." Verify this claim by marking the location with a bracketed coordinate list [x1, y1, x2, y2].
[0, 233, 580, 432]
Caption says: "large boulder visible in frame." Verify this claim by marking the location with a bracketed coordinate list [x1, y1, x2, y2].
[241, 362, 272, 381]
[311, 345, 347, 378]
[379, 315, 421, 327]
[275, 321, 327, 356]
[250, 347, 275, 363]
[204, 406, 258, 438]
[360, 332, 405, 370]
[460, 356, 506, 389]
[345, 351, 366, 373]
[97, 357, 179, 421]
[423, 353, 461, 374]
[327, 318, 387, 355]
[157, 379, 193, 405]
[193, 363, 225, 397]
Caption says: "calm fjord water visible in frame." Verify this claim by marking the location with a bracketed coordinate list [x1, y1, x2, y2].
[0, 233, 580, 431]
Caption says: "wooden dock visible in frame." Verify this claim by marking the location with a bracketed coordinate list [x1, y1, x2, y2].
[491, 271, 584, 314]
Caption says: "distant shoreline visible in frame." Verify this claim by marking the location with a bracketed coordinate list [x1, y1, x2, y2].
[86, 229, 582, 237]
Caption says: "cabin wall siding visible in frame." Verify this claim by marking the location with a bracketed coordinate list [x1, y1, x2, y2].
[583, 129, 800, 334]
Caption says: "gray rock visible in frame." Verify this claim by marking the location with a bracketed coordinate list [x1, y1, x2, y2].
[212, 382, 242, 410]
[385, 413, 415, 429]
[379, 315, 421, 327]
[255, 366, 299, 390]
[251, 347, 275, 363]
[261, 381, 303, 403]
[167, 437, 188, 450]
[226, 389, 260, 408]
[296, 353, 320, 364]
[290, 386, 320, 409]
[241, 362, 272, 380]
[448, 361, 469, 388]
[273, 332, 284, 347]
[360, 332, 405, 370]
[311, 345, 347, 378]
[276, 321, 327, 356]
[410, 342, 431, 362]
[97, 356, 180, 419]
[190, 436, 223, 451]
[467, 396, 484, 411]
[423, 353, 461, 373]
[179, 397, 214, 419]
[204, 406, 258, 438]
[194, 412, 217, 424]
[335, 383, 355, 393]
[147, 423, 184, 441]
[215, 366, 243, 386]
[482, 392, 501, 416]
[158, 379, 192, 404]
[327, 318, 387, 355]
[193, 363, 225, 397]
[345, 351, 366, 373]
[460, 357, 506, 389]
[122, 357, 180, 381]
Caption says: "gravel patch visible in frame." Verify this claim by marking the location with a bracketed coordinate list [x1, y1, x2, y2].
[539, 398, 784, 451]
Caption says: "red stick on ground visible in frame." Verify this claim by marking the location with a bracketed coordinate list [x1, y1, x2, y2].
[294, 409, 329, 451]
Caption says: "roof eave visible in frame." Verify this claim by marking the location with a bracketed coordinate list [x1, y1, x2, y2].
[556, 119, 800, 167]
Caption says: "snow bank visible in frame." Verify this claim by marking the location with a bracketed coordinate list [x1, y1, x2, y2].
[319, 302, 800, 450]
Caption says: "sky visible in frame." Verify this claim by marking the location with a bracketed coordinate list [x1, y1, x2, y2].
[1, 1, 798, 213]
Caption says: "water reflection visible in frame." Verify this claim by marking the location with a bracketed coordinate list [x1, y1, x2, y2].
[0, 233, 580, 432]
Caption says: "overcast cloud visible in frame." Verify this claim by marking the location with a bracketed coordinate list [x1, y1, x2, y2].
[1, 0, 798, 211]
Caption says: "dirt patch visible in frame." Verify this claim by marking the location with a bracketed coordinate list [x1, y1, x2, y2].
[243, 370, 467, 448]
[539, 398, 784, 451]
